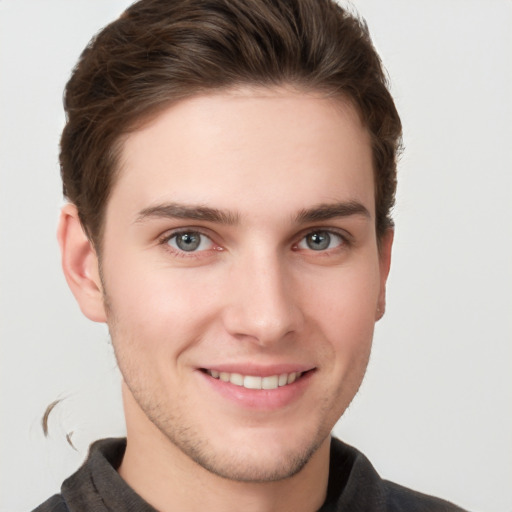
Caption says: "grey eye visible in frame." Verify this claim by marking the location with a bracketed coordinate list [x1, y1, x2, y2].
[306, 232, 330, 250]
[168, 231, 212, 252]
[298, 231, 343, 251]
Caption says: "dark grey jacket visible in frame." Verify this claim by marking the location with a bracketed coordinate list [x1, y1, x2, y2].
[33, 437, 467, 511]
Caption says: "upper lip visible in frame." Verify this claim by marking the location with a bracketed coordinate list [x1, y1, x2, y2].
[199, 364, 315, 377]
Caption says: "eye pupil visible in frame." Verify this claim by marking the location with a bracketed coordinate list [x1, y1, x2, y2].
[176, 232, 201, 251]
[306, 232, 330, 250]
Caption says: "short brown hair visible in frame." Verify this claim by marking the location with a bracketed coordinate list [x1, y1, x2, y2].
[60, 0, 402, 248]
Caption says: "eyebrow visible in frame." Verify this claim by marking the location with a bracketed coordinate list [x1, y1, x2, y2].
[134, 200, 370, 226]
[134, 203, 239, 225]
[295, 201, 371, 223]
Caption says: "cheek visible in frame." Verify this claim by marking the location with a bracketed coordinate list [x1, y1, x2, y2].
[103, 257, 222, 353]
[305, 258, 381, 326]
[301, 258, 380, 363]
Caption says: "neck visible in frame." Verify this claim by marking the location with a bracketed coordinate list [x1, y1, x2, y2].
[118, 385, 331, 512]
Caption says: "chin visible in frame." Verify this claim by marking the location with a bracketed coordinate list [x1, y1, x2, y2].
[184, 437, 323, 482]
[159, 420, 328, 483]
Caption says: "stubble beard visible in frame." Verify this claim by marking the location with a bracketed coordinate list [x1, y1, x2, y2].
[119, 366, 332, 483]
[101, 281, 364, 484]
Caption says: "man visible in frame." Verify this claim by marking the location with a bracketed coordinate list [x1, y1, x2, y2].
[33, 0, 466, 510]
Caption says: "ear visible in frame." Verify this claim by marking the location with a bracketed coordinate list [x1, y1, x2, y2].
[57, 204, 107, 322]
[376, 228, 394, 321]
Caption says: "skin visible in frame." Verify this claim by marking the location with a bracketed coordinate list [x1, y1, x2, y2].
[59, 87, 393, 512]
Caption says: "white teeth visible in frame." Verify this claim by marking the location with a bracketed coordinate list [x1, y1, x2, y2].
[244, 375, 262, 389]
[262, 375, 279, 390]
[207, 370, 303, 389]
[229, 373, 244, 386]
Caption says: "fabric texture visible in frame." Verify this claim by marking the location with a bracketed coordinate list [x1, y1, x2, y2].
[32, 437, 467, 512]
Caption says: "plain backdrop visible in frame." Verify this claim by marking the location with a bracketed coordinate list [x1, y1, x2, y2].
[1, 1, 511, 511]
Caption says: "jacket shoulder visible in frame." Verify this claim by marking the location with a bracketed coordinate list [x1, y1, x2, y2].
[384, 480, 468, 511]
[31, 494, 68, 512]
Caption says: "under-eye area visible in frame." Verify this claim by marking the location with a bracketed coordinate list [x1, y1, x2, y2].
[200, 369, 315, 390]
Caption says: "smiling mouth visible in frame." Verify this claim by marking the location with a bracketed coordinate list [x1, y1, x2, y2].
[202, 369, 309, 390]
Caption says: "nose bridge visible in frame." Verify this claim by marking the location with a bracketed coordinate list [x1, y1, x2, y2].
[222, 247, 302, 345]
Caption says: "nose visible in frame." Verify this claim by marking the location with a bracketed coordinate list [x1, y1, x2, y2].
[221, 252, 304, 347]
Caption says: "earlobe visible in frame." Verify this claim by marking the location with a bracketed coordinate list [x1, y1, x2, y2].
[376, 229, 394, 321]
[57, 204, 107, 323]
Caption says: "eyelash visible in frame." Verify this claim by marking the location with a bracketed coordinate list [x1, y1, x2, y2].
[293, 229, 350, 253]
[158, 228, 351, 257]
[158, 229, 219, 258]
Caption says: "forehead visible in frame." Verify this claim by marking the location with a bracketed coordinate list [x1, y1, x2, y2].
[109, 87, 375, 225]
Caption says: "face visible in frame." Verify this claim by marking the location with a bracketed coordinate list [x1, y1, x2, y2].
[97, 87, 391, 482]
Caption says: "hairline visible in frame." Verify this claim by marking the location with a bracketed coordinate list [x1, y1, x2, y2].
[82, 83, 389, 250]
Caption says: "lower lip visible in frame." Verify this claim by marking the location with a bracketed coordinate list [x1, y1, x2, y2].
[198, 370, 314, 410]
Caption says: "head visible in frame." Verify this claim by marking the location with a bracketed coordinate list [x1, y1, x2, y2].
[60, 0, 401, 251]
[58, 0, 401, 487]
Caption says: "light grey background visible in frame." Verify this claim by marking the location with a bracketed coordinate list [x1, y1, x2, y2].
[1, 1, 511, 511]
